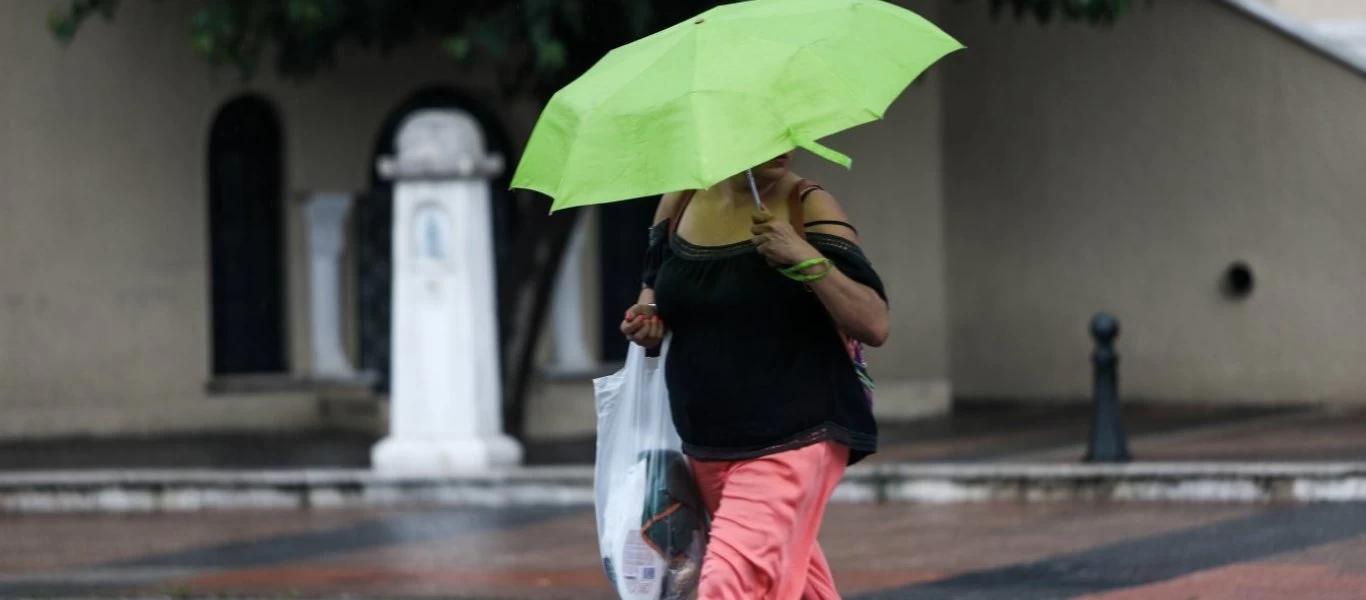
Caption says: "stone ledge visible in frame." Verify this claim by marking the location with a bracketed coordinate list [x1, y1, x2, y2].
[205, 373, 378, 396]
[5, 463, 1366, 513]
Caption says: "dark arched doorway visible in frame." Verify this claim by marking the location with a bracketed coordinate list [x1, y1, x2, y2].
[357, 87, 516, 392]
[596, 200, 657, 363]
[207, 95, 288, 375]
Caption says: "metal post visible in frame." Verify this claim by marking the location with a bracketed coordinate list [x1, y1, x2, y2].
[1084, 312, 1131, 463]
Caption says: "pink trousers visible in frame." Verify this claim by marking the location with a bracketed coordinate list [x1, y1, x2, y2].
[690, 441, 849, 600]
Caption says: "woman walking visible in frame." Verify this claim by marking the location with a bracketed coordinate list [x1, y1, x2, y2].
[620, 152, 889, 599]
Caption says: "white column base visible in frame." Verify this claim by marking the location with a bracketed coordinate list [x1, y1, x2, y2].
[546, 208, 598, 375]
[304, 192, 359, 380]
[371, 434, 523, 475]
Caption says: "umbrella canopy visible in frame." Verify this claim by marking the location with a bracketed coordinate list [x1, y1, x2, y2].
[511, 0, 963, 212]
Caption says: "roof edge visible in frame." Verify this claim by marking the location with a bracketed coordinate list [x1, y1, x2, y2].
[1218, 0, 1366, 78]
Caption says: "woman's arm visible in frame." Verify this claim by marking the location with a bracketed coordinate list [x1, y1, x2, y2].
[622, 192, 682, 347]
[633, 191, 681, 304]
[792, 191, 890, 347]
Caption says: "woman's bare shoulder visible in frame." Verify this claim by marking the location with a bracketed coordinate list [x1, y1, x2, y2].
[652, 192, 685, 225]
[800, 187, 859, 243]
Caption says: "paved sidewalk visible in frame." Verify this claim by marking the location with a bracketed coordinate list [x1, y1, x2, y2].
[5, 405, 1366, 596]
[4, 502, 1366, 598]
[530, 404, 1366, 466]
[6, 404, 1364, 470]
[863, 404, 1366, 464]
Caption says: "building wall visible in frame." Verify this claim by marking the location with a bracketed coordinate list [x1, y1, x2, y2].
[0, 0, 536, 439]
[13, 0, 1361, 447]
[1261, 0, 1366, 20]
[943, 0, 1366, 404]
[794, 0, 953, 420]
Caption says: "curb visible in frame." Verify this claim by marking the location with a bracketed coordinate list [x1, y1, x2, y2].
[4, 463, 1366, 513]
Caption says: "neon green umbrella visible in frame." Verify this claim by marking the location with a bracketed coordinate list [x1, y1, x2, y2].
[511, 0, 963, 212]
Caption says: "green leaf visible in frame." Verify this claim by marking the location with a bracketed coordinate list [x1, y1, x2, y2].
[534, 38, 567, 71]
[286, 0, 305, 22]
[620, 0, 653, 38]
[471, 9, 515, 59]
[48, 0, 123, 44]
[1033, 0, 1053, 22]
[49, 12, 77, 43]
[97, 0, 120, 19]
[559, 0, 586, 38]
[442, 35, 470, 61]
[47, 0, 1144, 97]
[192, 31, 215, 55]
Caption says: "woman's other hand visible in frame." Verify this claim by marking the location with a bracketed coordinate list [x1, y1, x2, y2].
[751, 206, 819, 267]
[620, 303, 664, 348]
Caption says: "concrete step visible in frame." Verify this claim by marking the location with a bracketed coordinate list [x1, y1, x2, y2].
[4, 462, 1366, 513]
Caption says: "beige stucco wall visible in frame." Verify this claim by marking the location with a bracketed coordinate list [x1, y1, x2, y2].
[943, 0, 1366, 404]
[797, 0, 951, 420]
[15, 0, 1362, 446]
[1261, 0, 1366, 20]
[0, 0, 536, 440]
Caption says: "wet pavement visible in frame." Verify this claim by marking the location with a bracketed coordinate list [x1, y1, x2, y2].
[6, 404, 1359, 471]
[6, 405, 1366, 597]
[4, 501, 1366, 599]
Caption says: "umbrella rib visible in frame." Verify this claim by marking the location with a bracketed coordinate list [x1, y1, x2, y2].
[554, 35, 695, 202]
[690, 27, 706, 190]
[521, 0, 962, 207]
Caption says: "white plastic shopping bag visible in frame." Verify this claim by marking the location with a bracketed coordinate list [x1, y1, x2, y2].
[594, 336, 709, 600]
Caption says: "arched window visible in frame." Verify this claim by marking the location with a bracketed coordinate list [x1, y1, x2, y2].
[207, 95, 288, 375]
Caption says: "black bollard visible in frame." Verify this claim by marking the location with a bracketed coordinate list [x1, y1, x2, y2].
[1084, 312, 1131, 463]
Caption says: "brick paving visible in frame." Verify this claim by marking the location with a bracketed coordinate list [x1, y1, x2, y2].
[1077, 564, 1366, 600]
[1269, 533, 1366, 574]
[4, 406, 1366, 597]
[0, 510, 387, 575]
[5, 502, 1366, 599]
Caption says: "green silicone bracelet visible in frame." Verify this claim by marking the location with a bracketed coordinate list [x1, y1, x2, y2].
[789, 270, 831, 282]
[780, 257, 828, 275]
[779, 257, 832, 281]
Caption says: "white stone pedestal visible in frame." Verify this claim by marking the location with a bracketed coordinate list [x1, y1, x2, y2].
[370, 109, 523, 474]
[303, 192, 358, 380]
[545, 208, 597, 376]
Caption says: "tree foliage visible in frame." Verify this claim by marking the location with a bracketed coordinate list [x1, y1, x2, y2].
[977, 0, 1144, 25]
[51, 0, 1141, 98]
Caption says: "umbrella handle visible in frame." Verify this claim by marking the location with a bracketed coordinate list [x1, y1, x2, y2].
[745, 169, 763, 211]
